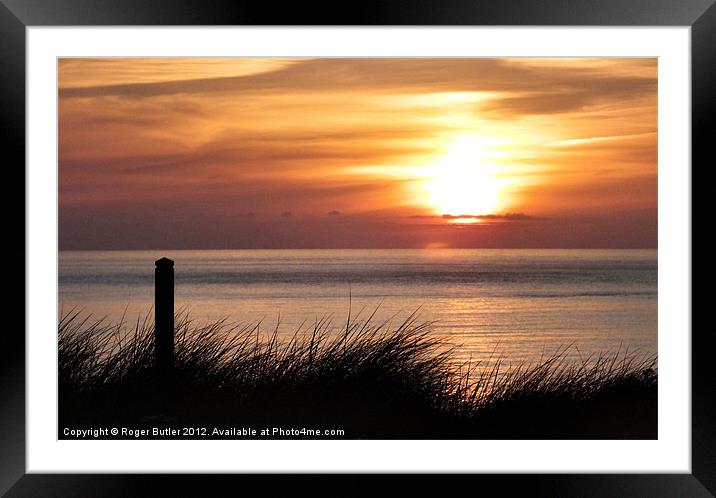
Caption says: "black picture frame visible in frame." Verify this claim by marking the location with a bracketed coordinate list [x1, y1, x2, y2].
[4, 0, 709, 495]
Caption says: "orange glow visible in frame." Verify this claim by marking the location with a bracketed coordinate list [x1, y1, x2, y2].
[58, 58, 657, 249]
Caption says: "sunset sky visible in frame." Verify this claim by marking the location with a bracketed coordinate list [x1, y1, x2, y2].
[59, 58, 657, 249]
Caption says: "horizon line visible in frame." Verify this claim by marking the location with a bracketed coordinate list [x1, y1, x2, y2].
[58, 246, 659, 252]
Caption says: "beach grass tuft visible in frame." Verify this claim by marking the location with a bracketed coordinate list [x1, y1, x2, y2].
[59, 309, 657, 439]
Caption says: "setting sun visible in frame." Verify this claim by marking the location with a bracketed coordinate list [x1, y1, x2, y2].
[423, 135, 510, 216]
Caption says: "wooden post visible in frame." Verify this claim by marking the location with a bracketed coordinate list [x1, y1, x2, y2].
[155, 257, 174, 373]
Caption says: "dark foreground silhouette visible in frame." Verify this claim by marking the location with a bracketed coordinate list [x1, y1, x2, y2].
[58, 310, 657, 439]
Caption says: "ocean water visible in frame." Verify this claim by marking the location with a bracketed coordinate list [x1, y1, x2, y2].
[59, 249, 657, 368]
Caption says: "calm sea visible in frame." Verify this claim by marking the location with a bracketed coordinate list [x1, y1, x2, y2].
[59, 249, 657, 367]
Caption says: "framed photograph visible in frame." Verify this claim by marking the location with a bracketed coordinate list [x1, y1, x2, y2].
[6, 0, 710, 495]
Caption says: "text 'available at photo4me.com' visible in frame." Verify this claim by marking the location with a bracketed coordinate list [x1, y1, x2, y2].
[62, 426, 347, 439]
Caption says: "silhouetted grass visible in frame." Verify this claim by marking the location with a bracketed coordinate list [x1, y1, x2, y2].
[58, 309, 657, 439]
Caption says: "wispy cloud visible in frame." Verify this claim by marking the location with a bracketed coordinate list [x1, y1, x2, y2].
[59, 58, 657, 249]
[410, 213, 535, 221]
